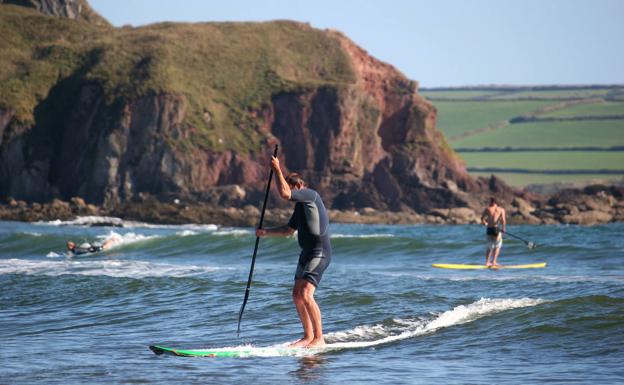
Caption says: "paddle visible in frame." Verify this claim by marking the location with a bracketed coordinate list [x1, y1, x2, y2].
[503, 230, 537, 249]
[237, 144, 279, 336]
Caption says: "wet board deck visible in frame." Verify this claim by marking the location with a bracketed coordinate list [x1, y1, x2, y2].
[432, 262, 547, 269]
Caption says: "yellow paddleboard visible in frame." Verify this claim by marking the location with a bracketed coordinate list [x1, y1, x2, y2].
[432, 262, 547, 270]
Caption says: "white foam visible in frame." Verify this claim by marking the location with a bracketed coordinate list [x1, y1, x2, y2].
[46, 252, 61, 258]
[94, 231, 158, 249]
[41, 216, 129, 227]
[324, 297, 545, 349]
[176, 230, 198, 237]
[0, 258, 225, 278]
[185, 298, 545, 357]
[38, 216, 219, 231]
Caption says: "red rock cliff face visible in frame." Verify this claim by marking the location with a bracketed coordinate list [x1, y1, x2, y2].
[264, 33, 486, 212]
[0, 25, 502, 213]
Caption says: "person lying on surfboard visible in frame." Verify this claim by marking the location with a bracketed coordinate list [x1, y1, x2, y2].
[256, 156, 331, 348]
[481, 197, 506, 267]
[66, 238, 115, 256]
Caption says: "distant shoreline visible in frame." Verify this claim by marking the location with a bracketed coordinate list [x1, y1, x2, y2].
[1, 188, 622, 226]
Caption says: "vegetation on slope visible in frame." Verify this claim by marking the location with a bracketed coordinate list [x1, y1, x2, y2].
[0, 4, 356, 152]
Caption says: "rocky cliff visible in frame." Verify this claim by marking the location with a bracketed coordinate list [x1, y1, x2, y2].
[0, 1, 524, 221]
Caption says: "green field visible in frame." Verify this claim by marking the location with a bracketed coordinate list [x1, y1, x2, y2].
[420, 90, 504, 100]
[427, 86, 624, 188]
[470, 172, 624, 187]
[452, 120, 624, 149]
[538, 101, 624, 118]
[460, 151, 624, 170]
[494, 89, 613, 100]
[434, 100, 554, 139]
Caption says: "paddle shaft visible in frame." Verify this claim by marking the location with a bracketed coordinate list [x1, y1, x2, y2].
[503, 230, 536, 247]
[237, 144, 279, 336]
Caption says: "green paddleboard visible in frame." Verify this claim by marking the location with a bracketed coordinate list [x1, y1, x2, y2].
[149, 344, 322, 358]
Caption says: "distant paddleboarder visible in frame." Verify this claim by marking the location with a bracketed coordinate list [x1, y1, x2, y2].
[256, 156, 331, 348]
[481, 197, 506, 267]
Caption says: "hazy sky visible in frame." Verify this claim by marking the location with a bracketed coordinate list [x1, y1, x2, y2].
[89, 0, 624, 87]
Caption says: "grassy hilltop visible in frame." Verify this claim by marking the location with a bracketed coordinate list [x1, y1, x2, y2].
[421, 86, 624, 189]
[0, 4, 355, 152]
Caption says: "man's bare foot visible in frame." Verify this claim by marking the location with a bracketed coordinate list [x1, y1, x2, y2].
[306, 338, 326, 348]
[486, 262, 492, 267]
[289, 338, 313, 348]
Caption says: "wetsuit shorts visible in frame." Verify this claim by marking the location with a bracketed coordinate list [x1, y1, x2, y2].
[486, 227, 503, 249]
[295, 249, 331, 287]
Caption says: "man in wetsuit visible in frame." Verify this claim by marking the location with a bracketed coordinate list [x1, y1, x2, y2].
[481, 197, 506, 267]
[256, 156, 331, 348]
[66, 238, 115, 256]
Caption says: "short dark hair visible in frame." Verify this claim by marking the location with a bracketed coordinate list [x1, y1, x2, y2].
[489, 197, 497, 205]
[286, 173, 305, 187]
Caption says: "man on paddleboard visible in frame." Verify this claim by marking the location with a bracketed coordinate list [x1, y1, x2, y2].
[481, 197, 506, 267]
[256, 156, 331, 348]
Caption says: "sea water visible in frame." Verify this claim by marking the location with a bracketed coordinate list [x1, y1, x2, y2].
[0, 219, 622, 384]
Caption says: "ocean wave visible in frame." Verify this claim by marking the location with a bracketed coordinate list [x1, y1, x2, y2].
[92, 231, 160, 250]
[37, 216, 219, 231]
[0, 258, 226, 278]
[212, 229, 252, 236]
[40, 216, 131, 227]
[325, 297, 546, 348]
[171, 298, 545, 357]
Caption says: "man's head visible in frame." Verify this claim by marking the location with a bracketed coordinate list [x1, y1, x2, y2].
[489, 197, 497, 206]
[66, 241, 75, 251]
[286, 173, 305, 190]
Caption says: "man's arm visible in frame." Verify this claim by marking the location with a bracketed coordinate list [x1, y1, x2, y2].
[256, 225, 296, 237]
[501, 208, 507, 232]
[480, 209, 489, 225]
[271, 156, 291, 200]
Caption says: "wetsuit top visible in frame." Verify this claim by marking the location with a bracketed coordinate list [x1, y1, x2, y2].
[287, 188, 331, 255]
[71, 243, 103, 255]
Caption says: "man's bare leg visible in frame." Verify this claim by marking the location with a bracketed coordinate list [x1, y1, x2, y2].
[485, 248, 493, 266]
[290, 279, 314, 347]
[492, 247, 501, 267]
[299, 280, 325, 348]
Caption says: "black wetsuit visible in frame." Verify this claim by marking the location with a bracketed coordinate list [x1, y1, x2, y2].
[287, 188, 331, 287]
[71, 244, 103, 256]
